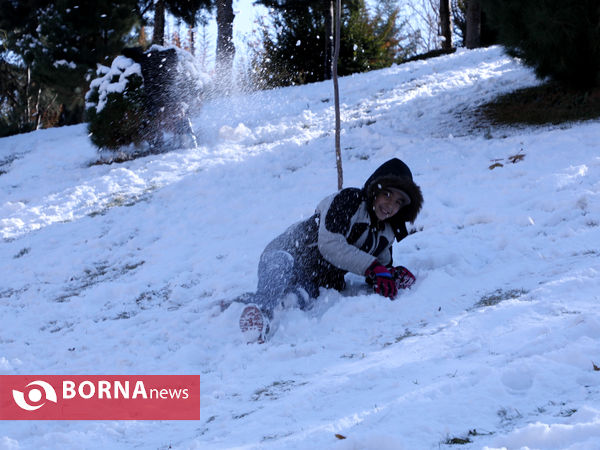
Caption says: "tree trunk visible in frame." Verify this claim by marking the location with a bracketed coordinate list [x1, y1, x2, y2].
[153, 0, 165, 46]
[324, 1, 334, 80]
[439, 0, 452, 50]
[188, 27, 195, 55]
[35, 87, 42, 129]
[465, 0, 481, 49]
[216, 0, 235, 85]
[333, 0, 343, 190]
[26, 66, 32, 123]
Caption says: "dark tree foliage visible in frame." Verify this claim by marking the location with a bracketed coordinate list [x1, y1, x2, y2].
[0, 0, 214, 136]
[86, 66, 146, 150]
[342, 0, 413, 75]
[0, 0, 139, 127]
[0, 59, 30, 137]
[257, 1, 328, 86]
[86, 46, 204, 152]
[166, 0, 212, 26]
[149, 0, 211, 44]
[252, 0, 414, 88]
[479, 0, 600, 89]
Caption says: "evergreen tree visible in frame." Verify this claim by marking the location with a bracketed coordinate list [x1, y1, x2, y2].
[0, 0, 139, 125]
[85, 58, 146, 150]
[86, 45, 207, 152]
[1, 0, 51, 133]
[255, 0, 327, 86]
[252, 0, 414, 88]
[479, 0, 600, 89]
[0, 58, 31, 136]
[166, 0, 212, 28]
[342, 0, 413, 75]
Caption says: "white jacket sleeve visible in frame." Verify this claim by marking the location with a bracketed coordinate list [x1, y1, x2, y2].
[316, 194, 377, 275]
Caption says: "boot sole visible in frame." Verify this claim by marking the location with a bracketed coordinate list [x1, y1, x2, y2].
[239, 304, 266, 344]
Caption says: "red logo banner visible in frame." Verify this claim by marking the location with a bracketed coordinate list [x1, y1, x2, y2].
[0, 375, 200, 420]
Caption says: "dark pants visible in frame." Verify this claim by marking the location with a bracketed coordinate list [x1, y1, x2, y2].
[254, 250, 314, 318]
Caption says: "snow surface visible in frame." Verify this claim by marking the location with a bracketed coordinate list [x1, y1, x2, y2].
[1, 46, 600, 449]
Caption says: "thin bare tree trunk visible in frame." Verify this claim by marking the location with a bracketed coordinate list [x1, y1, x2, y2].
[439, 0, 452, 50]
[333, 0, 343, 190]
[35, 87, 42, 129]
[188, 27, 195, 55]
[324, 1, 334, 80]
[26, 66, 32, 122]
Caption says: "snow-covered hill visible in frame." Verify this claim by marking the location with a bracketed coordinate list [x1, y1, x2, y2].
[1, 46, 599, 449]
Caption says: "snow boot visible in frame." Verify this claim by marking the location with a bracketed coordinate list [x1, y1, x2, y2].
[239, 304, 270, 344]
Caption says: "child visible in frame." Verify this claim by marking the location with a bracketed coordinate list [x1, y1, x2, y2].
[240, 158, 423, 343]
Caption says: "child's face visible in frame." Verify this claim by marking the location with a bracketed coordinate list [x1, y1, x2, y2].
[373, 188, 410, 221]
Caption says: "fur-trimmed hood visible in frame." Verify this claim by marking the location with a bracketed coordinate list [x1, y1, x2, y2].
[363, 158, 424, 241]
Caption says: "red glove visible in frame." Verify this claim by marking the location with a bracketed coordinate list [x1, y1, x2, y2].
[365, 261, 397, 299]
[390, 266, 416, 289]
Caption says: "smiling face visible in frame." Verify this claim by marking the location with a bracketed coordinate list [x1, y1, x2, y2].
[373, 187, 411, 221]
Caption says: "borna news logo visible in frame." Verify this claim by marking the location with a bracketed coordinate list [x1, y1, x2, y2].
[12, 380, 58, 411]
[0, 375, 200, 420]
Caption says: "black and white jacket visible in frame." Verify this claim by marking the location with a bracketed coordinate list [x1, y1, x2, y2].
[262, 158, 423, 297]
